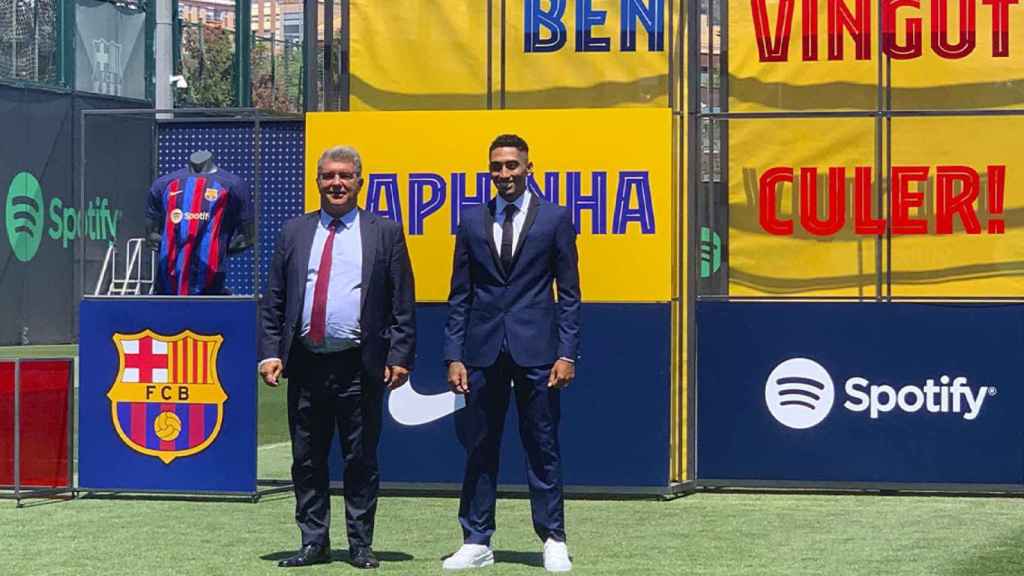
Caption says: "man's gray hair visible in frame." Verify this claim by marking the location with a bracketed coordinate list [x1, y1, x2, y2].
[317, 145, 362, 175]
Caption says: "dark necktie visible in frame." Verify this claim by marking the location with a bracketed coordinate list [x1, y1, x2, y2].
[308, 219, 340, 345]
[500, 204, 518, 272]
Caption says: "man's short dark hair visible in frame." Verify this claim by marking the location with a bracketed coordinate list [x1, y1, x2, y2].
[489, 134, 529, 153]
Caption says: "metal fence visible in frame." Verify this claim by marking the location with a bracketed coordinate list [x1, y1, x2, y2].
[1, 1, 320, 112]
[251, 32, 302, 113]
[175, 21, 237, 108]
[0, 0, 60, 86]
[176, 20, 304, 113]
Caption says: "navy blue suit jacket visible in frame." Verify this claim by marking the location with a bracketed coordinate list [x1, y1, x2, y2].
[445, 194, 581, 367]
[259, 209, 416, 381]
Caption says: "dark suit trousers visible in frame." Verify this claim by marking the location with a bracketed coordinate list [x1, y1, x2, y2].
[456, 350, 566, 546]
[287, 344, 383, 551]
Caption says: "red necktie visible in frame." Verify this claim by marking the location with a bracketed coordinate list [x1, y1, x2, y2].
[307, 219, 340, 345]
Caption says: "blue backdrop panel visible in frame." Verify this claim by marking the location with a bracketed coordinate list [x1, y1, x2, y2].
[697, 302, 1024, 485]
[79, 297, 257, 493]
[157, 120, 304, 296]
[326, 303, 671, 488]
[253, 122, 305, 295]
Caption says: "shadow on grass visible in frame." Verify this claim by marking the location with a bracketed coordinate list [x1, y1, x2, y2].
[494, 550, 545, 568]
[10, 495, 75, 509]
[261, 550, 414, 563]
[435, 549, 547, 568]
[942, 527, 1024, 576]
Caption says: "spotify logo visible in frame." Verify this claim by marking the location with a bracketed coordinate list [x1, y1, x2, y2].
[5, 172, 45, 262]
[765, 357, 835, 430]
[700, 226, 721, 279]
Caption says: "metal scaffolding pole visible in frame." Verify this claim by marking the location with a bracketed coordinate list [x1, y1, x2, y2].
[303, 0, 318, 111]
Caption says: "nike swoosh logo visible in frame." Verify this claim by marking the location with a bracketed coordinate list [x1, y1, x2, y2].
[387, 377, 466, 426]
[169, 190, 183, 196]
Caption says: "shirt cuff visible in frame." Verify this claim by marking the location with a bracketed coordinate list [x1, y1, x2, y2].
[258, 357, 282, 369]
[558, 356, 575, 364]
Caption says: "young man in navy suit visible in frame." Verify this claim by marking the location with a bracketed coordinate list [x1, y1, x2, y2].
[443, 134, 581, 572]
[259, 145, 416, 570]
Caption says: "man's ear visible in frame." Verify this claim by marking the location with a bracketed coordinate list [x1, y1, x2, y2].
[527, 161, 534, 174]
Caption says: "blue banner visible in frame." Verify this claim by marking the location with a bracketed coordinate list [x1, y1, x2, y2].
[326, 303, 671, 488]
[79, 297, 257, 493]
[697, 302, 1024, 485]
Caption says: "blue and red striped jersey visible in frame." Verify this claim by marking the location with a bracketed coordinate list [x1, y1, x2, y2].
[146, 167, 252, 295]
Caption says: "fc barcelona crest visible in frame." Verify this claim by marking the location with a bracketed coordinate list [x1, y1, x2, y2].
[107, 329, 228, 464]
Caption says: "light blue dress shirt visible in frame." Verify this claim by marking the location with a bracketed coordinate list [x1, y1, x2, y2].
[300, 209, 362, 352]
[492, 190, 531, 254]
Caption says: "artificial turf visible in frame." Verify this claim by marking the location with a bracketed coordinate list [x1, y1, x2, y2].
[5, 486, 1024, 575]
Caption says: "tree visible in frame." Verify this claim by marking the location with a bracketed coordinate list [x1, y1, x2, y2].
[178, 22, 235, 107]
[251, 35, 303, 113]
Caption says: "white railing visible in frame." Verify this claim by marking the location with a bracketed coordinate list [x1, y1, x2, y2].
[93, 238, 156, 296]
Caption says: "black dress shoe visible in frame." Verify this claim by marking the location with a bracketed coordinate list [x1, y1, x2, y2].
[349, 547, 380, 569]
[278, 544, 331, 567]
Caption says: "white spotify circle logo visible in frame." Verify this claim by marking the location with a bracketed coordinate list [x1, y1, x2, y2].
[765, 358, 835, 430]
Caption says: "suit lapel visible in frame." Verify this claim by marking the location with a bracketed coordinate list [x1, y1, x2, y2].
[295, 212, 320, 306]
[508, 193, 541, 275]
[359, 209, 377, 312]
[483, 199, 505, 279]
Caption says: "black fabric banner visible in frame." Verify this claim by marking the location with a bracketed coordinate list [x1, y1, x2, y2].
[0, 84, 75, 345]
[0, 84, 154, 345]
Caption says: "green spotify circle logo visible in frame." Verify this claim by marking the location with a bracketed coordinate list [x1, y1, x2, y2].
[5, 172, 45, 262]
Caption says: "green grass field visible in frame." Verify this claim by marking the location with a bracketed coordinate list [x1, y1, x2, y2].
[5, 491, 1024, 575]
[5, 346, 1024, 574]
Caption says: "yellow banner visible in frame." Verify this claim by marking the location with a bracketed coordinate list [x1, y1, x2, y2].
[350, 1, 670, 110]
[350, 1, 488, 110]
[729, 0, 1024, 111]
[727, 116, 1024, 296]
[305, 108, 673, 302]
[505, 0, 670, 108]
[890, 116, 1024, 295]
[728, 118, 879, 295]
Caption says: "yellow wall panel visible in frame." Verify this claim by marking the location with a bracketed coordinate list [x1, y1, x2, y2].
[305, 108, 674, 302]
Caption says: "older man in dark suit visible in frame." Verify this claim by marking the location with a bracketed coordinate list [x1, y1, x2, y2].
[259, 145, 415, 570]
[443, 134, 581, 573]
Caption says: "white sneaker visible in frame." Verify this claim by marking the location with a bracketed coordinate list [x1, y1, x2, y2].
[442, 543, 495, 570]
[543, 538, 572, 572]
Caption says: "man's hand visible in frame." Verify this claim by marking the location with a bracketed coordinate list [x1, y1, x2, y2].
[447, 361, 469, 394]
[548, 359, 575, 389]
[259, 359, 283, 387]
[384, 365, 410, 390]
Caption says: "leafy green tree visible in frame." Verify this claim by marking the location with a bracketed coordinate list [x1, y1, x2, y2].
[178, 23, 235, 107]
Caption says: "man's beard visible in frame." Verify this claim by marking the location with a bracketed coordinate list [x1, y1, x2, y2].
[494, 177, 524, 197]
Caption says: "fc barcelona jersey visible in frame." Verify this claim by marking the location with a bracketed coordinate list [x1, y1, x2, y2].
[146, 167, 252, 295]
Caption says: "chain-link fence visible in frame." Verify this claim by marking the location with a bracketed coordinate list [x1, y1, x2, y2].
[175, 21, 237, 108]
[251, 33, 302, 113]
[176, 20, 305, 113]
[0, 0, 60, 86]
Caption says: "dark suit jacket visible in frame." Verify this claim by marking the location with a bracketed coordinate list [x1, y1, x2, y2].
[444, 194, 581, 367]
[259, 209, 416, 382]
